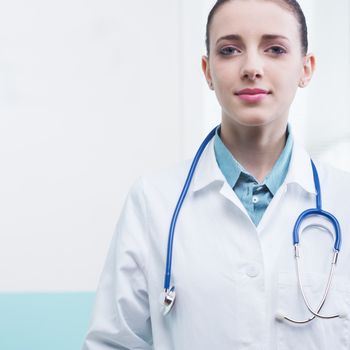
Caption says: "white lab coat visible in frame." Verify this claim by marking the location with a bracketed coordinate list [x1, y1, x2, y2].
[83, 138, 350, 350]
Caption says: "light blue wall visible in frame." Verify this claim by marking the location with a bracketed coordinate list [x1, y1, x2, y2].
[0, 292, 95, 350]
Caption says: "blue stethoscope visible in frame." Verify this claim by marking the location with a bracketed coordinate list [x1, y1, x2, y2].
[161, 125, 343, 324]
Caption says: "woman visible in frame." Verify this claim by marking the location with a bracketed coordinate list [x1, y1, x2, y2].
[83, 1, 350, 349]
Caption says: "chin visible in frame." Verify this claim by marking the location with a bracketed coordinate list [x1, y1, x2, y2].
[241, 119, 269, 127]
[233, 116, 274, 128]
[225, 110, 284, 128]
[222, 106, 286, 128]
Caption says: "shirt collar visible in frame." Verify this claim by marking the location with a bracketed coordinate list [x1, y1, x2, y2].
[214, 126, 243, 188]
[264, 129, 293, 194]
[191, 125, 316, 196]
[214, 125, 293, 195]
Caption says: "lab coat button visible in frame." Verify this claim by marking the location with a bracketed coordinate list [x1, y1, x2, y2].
[246, 265, 260, 278]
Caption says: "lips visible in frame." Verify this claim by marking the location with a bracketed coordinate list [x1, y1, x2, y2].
[235, 88, 270, 95]
[235, 88, 271, 103]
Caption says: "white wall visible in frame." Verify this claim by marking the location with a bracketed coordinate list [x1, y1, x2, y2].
[0, 0, 349, 293]
[306, 0, 350, 171]
[0, 0, 183, 292]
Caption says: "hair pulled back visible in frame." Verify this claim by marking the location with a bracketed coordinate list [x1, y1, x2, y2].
[205, 0, 308, 56]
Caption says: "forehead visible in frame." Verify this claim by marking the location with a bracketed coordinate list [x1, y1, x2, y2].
[210, 0, 300, 44]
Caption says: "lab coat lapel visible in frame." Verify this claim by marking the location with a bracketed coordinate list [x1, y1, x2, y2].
[191, 138, 225, 192]
[191, 137, 254, 218]
[257, 140, 317, 232]
[219, 181, 252, 216]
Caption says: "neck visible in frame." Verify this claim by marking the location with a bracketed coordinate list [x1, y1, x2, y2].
[220, 120, 288, 183]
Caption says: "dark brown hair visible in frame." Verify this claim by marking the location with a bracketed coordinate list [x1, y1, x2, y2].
[205, 0, 308, 56]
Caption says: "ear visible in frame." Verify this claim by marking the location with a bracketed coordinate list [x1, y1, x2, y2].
[201, 55, 214, 90]
[299, 53, 316, 88]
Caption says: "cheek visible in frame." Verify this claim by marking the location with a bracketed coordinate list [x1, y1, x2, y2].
[210, 59, 237, 85]
[271, 64, 302, 98]
[283, 72, 301, 98]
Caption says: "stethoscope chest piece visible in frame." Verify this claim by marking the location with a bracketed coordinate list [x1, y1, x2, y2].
[161, 286, 176, 316]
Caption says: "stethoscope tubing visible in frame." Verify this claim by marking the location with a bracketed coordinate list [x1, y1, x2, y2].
[164, 126, 218, 290]
[293, 209, 341, 251]
[293, 160, 342, 251]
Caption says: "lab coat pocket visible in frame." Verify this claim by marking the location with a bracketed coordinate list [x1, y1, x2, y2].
[276, 272, 350, 350]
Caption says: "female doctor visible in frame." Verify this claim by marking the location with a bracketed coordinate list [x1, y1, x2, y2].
[83, 0, 350, 349]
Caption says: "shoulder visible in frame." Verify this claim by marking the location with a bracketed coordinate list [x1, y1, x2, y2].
[143, 159, 192, 188]
[129, 159, 192, 206]
[315, 159, 350, 187]
[313, 160, 350, 216]
[115, 160, 193, 248]
[291, 139, 350, 188]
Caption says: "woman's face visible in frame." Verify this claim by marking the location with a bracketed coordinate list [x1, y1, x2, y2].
[202, 0, 315, 129]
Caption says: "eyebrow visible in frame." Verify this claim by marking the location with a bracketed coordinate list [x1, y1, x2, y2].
[215, 34, 290, 45]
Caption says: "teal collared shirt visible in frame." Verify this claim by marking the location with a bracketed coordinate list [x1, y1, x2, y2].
[214, 126, 293, 226]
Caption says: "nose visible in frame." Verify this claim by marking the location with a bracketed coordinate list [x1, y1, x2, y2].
[240, 52, 264, 81]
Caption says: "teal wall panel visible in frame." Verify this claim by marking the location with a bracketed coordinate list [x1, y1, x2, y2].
[0, 292, 95, 350]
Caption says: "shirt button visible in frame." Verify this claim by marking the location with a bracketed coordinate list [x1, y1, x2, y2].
[246, 265, 260, 278]
[252, 195, 259, 203]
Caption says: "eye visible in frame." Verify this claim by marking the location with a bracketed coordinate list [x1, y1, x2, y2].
[266, 46, 287, 55]
[219, 46, 241, 56]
